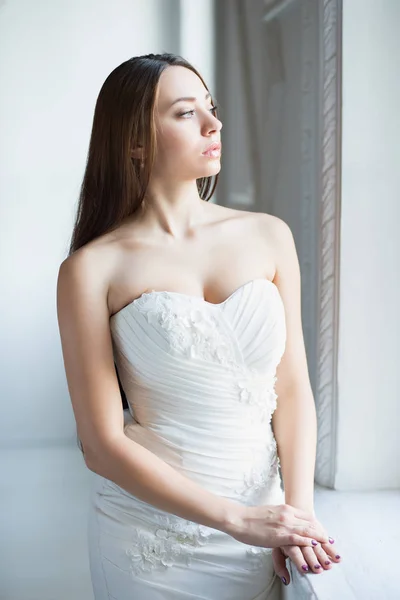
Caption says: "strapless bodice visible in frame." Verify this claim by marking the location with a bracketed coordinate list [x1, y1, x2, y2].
[110, 278, 287, 506]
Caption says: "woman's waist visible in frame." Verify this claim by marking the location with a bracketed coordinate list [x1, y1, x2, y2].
[123, 419, 275, 457]
[121, 421, 279, 497]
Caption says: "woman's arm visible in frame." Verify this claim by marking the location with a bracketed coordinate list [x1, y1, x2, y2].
[269, 216, 317, 513]
[273, 385, 317, 513]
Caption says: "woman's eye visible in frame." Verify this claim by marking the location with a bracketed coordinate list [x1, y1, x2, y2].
[179, 105, 218, 118]
[179, 110, 195, 118]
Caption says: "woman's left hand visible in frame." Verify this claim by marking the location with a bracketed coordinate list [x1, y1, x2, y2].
[272, 524, 342, 586]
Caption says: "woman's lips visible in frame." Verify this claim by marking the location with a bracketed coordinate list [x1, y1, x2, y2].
[203, 149, 221, 158]
[202, 143, 221, 158]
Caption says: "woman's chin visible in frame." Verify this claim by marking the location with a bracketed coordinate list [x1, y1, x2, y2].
[199, 161, 222, 177]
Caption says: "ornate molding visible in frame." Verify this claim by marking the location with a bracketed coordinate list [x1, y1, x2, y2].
[314, 0, 342, 488]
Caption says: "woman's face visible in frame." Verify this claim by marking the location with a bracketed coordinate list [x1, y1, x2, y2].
[151, 65, 223, 181]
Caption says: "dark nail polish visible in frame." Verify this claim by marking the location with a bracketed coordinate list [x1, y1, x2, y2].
[314, 565, 321, 569]
[302, 565, 309, 572]
[329, 537, 335, 544]
[335, 555, 341, 559]
[325, 560, 331, 565]
[311, 539, 318, 546]
[281, 576, 288, 585]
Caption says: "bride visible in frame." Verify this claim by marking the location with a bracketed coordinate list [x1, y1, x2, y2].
[57, 52, 341, 599]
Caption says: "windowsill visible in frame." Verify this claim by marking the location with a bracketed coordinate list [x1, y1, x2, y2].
[283, 485, 400, 599]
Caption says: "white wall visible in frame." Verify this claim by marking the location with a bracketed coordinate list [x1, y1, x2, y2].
[337, 0, 400, 489]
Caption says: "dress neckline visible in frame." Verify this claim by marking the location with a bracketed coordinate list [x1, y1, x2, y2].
[110, 278, 278, 320]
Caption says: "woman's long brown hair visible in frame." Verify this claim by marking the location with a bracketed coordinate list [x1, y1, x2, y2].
[68, 53, 220, 454]
[69, 52, 219, 256]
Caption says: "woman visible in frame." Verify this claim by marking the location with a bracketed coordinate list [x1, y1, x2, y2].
[57, 53, 341, 599]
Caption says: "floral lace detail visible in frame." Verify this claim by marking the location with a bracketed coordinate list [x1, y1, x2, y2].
[236, 369, 278, 423]
[134, 292, 239, 367]
[126, 513, 214, 576]
[234, 438, 281, 504]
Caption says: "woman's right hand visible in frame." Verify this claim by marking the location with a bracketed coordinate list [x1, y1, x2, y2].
[226, 503, 329, 549]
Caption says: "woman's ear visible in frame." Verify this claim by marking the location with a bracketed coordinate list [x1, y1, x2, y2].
[130, 146, 145, 168]
[130, 145, 144, 160]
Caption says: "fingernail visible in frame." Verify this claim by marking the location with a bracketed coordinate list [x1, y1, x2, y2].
[329, 537, 335, 544]
[281, 576, 288, 585]
[311, 539, 318, 546]
[335, 555, 341, 559]
[314, 565, 321, 569]
[325, 560, 331, 565]
[302, 565, 309, 572]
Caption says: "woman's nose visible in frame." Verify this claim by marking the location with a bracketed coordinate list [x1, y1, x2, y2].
[204, 116, 222, 135]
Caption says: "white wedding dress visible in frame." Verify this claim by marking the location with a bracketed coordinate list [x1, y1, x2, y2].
[87, 278, 287, 600]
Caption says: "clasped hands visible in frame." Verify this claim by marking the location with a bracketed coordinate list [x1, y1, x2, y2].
[272, 509, 341, 587]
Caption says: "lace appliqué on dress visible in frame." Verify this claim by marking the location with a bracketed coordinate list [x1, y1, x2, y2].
[233, 438, 281, 505]
[134, 292, 239, 368]
[236, 370, 278, 423]
[126, 513, 214, 576]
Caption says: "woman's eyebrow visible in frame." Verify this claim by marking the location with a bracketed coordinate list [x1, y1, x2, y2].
[169, 92, 211, 107]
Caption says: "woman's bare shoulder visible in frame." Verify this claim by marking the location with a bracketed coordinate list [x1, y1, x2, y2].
[248, 210, 293, 241]
[58, 234, 123, 317]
